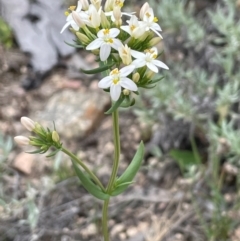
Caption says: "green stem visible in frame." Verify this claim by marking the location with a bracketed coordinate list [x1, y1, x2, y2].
[102, 110, 121, 241]
[61, 147, 105, 191]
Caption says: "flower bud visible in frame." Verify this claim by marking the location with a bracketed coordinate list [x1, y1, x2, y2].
[145, 71, 155, 80]
[72, 11, 85, 28]
[123, 89, 130, 95]
[148, 37, 162, 47]
[118, 44, 132, 65]
[104, 0, 114, 11]
[140, 2, 150, 20]
[76, 32, 90, 44]
[100, 10, 110, 29]
[132, 72, 140, 83]
[113, 6, 122, 23]
[88, 5, 101, 28]
[80, 0, 89, 10]
[21, 117, 35, 131]
[14, 136, 30, 146]
[90, 0, 102, 10]
[52, 131, 60, 143]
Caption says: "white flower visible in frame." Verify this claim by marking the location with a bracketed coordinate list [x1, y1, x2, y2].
[86, 28, 122, 61]
[14, 136, 30, 146]
[140, 7, 162, 38]
[81, 4, 101, 28]
[90, 0, 102, 10]
[98, 66, 137, 101]
[131, 47, 169, 73]
[60, 1, 83, 33]
[21, 117, 35, 131]
[80, 0, 89, 10]
[121, 15, 146, 39]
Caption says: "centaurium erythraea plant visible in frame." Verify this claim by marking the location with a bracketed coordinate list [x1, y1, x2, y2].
[15, 1, 168, 241]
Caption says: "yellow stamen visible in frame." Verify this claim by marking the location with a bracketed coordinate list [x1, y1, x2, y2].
[152, 54, 157, 59]
[113, 78, 120, 84]
[64, 11, 70, 16]
[115, 0, 124, 7]
[103, 29, 110, 35]
[68, 6, 76, 11]
[146, 12, 151, 18]
[154, 17, 158, 23]
[130, 25, 136, 31]
[111, 68, 119, 75]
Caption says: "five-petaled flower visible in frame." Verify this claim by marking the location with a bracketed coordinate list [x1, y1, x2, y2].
[86, 28, 122, 61]
[98, 65, 137, 101]
[131, 47, 169, 73]
[61, 2, 83, 33]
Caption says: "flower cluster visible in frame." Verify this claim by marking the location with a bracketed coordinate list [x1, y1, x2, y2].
[61, 0, 168, 102]
[14, 117, 62, 156]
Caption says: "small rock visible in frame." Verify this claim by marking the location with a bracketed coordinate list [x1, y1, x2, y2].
[126, 227, 138, 237]
[111, 224, 125, 236]
[13, 152, 34, 175]
[34, 88, 110, 139]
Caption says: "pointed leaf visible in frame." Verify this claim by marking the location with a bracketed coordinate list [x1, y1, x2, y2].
[26, 149, 43, 154]
[80, 62, 115, 75]
[72, 160, 110, 200]
[150, 76, 164, 84]
[46, 148, 60, 158]
[64, 41, 83, 48]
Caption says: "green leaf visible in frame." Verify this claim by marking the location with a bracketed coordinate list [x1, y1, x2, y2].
[46, 148, 60, 158]
[111, 141, 144, 196]
[120, 97, 135, 108]
[80, 62, 115, 74]
[72, 160, 110, 200]
[150, 76, 164, 84]
[26, 149, 43, 154]
[105, 95, 125, 114]
[64, 41, 83, 48]
[169, 149, 198, 172]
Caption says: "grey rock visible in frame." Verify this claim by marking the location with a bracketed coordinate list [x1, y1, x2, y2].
[0, 0, 75, 73]
[34, 88, 110, 139]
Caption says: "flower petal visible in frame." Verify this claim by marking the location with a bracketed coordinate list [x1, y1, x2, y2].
[152, 22, 162, 31]
[60, 22, 71, 33]
[121, 26, 131, 35]
[109, 28, 120, 38]
[120, 78, 138, 91]
[146, 62, 158, 73]
[98, 76, 112, 88]
[119, 65, 135, 77]
[150, 27, 163, 39]
[100, 44, 111, 61]
[110, 84, 122, 101]
[132, 59, 146, 68]
[111, 39, 123, 50]
[152, 60, 169, 70]
[131, 50, 145, 59]
[86, 38, 103, 50]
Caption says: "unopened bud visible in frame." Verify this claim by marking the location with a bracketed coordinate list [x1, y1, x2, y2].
[52, 131, 60, 142]
[118, 44, 132, 65]
[140, 2, 150, 20]
[105, 0, 114, 11]
[132, 72, 140, 83]
[72, 11, 85, 28]
[14, 136, 30, 146]
[123, 89, 130, 95]
[90, 0, 102, 10]
[80, 0, 89, 10]
[76, 32, 90, 44]
[148, 37, 162, 47]
[100, 10, 110, 29]
[145, 71, 155, 80]
[113, 6, 122, 22]
[21, 117, 35, 131]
